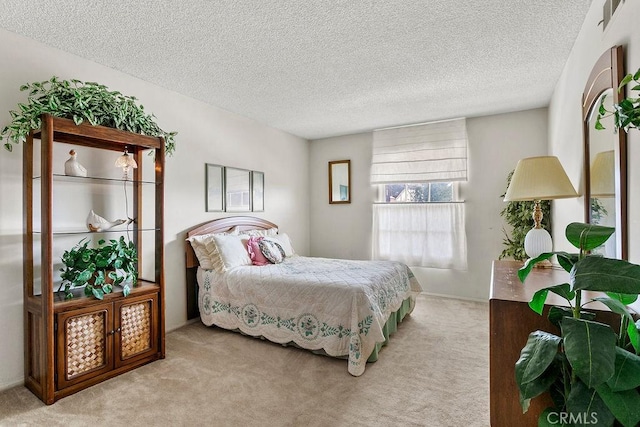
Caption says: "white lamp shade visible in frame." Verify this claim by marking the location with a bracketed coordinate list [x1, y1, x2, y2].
[524, 228, 553, 259]
[590, 150, 615, 198]
[504, 156, 579, 201]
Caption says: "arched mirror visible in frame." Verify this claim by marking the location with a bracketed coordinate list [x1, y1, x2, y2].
[582, 45, 627, 259]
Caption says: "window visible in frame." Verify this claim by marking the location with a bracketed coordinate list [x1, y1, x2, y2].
[371, 119, 468, 270]
[378, 182, 456, 203]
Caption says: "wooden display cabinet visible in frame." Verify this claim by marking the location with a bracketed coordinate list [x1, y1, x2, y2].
[23, 114, 165, 404]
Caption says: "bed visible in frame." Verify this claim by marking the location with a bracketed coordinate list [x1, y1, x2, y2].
[185, 216, 421, 376]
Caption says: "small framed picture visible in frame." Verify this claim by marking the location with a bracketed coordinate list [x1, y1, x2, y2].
[225, 167, 251, 212]
[205, 164, 224, 212]
[252, 171, 264, 212]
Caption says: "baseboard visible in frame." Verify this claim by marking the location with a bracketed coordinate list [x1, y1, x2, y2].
[421, 291, 488, 304]
[166, 317, 200, 333]
[0, 378, 24, 393]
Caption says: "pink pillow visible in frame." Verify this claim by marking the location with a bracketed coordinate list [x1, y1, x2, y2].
[247, 237, 269, 266]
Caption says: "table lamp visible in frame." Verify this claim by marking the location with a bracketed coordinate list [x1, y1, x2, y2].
[115, 148, 138, 180]
[503, 156, 579, 262]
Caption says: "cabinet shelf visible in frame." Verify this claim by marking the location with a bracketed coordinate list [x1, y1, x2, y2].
[33, 227, 160, 235]
[34, 174, 157, 185]
[48, 280, 160, 310]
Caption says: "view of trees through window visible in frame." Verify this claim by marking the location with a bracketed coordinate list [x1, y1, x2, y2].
[379, 183, 454, 203]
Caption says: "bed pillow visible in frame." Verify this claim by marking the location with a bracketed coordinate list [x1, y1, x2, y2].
[212, 234, 253, 271]
[187, 233, 222, 270]
[258, 239, 285, 264]
[247, 237, 270, 266]
[264, 233, 295, 257]
[239, 227, 279, 237]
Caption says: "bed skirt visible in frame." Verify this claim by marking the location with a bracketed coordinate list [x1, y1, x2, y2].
[366, 296, 413, 362]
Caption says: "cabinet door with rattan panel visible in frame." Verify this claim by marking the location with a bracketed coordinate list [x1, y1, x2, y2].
[56, 302, 114, 390]
[114, 293, 158, 367]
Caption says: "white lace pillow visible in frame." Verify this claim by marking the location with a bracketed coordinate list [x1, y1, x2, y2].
[187, 233, 221, 270]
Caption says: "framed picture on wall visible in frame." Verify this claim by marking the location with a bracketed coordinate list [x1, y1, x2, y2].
[252, 171, 264, 212]
[225, 167, 251, 212]
[205, 164, 224, 212]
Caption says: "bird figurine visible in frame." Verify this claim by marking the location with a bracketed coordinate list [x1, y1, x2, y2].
[86, 210, 132, 232]
[64, 150, 88, 177]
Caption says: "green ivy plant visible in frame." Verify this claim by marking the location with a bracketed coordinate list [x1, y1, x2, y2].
[0, 76, 177, 154]
[59, 236, 138, 300]
[596, 68, 640, 132]
[515, 223, 640, 427]
[499, 170, 551, 261]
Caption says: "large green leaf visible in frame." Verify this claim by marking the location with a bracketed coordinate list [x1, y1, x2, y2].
[565, 223, 615, 251]
[572, 257, 640, 294]
[566, 379, 614, 427]
[561, 317, 616, 388]
[595, 382, 640, 427]
[518, 252, 555, 282]
[548, 306, 595, 328]
[607, 347, 640, 392]
[605, 292, 639, 306]
[556, 252, 579, 273]
[593, 297, 640, 353]
[528, 284, 574, 315]
[515, 331, 561, 386]
[518, 358, 559, 409]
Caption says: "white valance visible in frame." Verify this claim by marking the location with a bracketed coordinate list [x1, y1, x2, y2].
[371, 118, 468, 184]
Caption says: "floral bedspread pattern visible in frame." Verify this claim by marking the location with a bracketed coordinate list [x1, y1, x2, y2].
[197, 256, 420, 376]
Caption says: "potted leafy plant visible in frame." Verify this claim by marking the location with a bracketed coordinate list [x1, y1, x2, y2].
[596, 68, 640, 132]
[0, 76, 177, 154]
[515, 222, 640, 426]
[59, 236, 138, 300]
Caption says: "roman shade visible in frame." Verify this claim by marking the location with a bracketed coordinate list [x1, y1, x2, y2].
[371, 118, 468, 184]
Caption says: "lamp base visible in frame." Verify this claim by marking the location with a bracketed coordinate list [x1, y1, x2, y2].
[524, 227, 553, 262]
[526, 258, 553, 269]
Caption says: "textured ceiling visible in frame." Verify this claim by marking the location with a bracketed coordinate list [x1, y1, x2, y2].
[0, 0, 592, 140]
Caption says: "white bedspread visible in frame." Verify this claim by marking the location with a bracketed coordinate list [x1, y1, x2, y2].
[197, 256, 421, 376]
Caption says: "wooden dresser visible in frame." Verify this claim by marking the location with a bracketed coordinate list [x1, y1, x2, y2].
[489, 260, 640, 426]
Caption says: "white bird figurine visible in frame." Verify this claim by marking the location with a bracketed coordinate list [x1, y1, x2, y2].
[86, 210, 132, 232]
[64, 150, 87, 177]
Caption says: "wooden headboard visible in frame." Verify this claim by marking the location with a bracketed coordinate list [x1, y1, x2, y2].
[185, 216, 278, 320]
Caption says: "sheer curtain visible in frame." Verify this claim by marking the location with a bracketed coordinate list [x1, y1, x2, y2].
[372, 203, 467, 270]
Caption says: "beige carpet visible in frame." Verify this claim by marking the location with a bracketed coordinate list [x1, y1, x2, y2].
[0, 294, 489, 426]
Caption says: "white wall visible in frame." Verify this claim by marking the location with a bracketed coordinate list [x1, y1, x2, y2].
[0, 29, 310, 390]
[549, 1, 640, 258]
[310, 108, 549, 301]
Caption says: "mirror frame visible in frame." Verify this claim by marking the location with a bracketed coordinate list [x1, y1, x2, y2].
[582, 45, 627, 259]
[328, 160, 351, 204]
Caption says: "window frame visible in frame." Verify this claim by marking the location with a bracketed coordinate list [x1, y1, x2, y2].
[375, 182, 461, 204]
